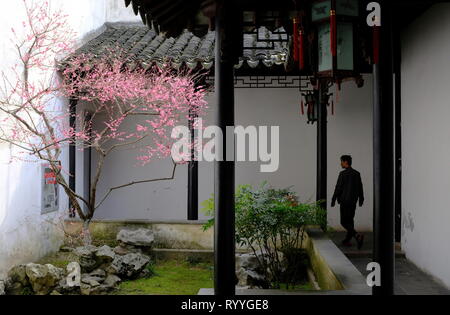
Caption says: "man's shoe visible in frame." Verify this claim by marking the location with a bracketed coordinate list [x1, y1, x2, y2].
[356, 234, 365, 250]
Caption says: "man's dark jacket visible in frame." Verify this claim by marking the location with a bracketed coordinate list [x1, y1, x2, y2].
[332, 167, 364, 206]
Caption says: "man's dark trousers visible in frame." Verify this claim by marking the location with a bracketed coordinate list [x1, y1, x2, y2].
[340, 201, 357, 241]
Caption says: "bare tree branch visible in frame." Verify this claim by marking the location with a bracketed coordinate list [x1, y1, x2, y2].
[95, 160, 178, 210]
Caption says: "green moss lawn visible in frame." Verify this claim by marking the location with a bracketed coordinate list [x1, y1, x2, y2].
[116, 260, 214, 295]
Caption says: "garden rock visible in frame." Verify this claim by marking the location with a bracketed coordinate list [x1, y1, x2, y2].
[236, 253, 260, 271]
[0, 280, 5, 295]
[89, 268, 106, 279]
[108, 252, 151, 279]
[5, 264, 30, 295]
[81, 274, 104, 287]
[7, 264, 28, 286]
[80, 283, 92, 296]
[103, 274, 121, 288]
[74, 245, 98, 257]
[114, 245, 142, 256]
[25, 263, 64, 295]
[66, 262, 81, 285]
[89, 284, 116, 295]
[235, 253, 269, 289]
[56, 278, 80, 295]
[95, 245, 115, 266]
[117, 228, 154, 248]
[236, 267, 268, 288]
[53, 262, 82, 295]
[78, 274, 120, 296]
[74, 245, 98, 272]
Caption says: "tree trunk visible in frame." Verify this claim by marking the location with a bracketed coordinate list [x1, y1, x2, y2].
[82, 220, 92, 245]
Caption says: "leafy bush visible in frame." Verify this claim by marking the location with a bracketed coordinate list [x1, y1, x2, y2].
[201, 182, 326, 288]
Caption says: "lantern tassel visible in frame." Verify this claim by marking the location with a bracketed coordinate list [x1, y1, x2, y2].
[299, 29, 305, 70]
[301, 99, 305, 115]
[330, 9, 337, 57]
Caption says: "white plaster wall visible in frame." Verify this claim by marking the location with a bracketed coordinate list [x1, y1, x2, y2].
[401, 4, 450, 288]
[0, 0, 136, 278]
[0, 0, 374, 278]
[94, 77, 374, 232]
[328, 77, 374, 231]
[106, 0, 141, 23]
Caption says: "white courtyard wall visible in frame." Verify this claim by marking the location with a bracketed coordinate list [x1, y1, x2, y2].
[401, 4, 450, 288]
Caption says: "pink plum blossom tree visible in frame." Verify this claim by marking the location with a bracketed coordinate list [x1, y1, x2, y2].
[0, 0, 208, 244]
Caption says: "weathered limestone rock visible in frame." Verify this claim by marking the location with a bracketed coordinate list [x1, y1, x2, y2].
[74, 245, 98, 256]
[65, 262, 81, 286]
[77, 273, 121, 296]
[25, 264, 64, 295]
[74, 245, 98, 272]
[80, 283, 92, 296]
[236, 253, 260, 271]
[74, 245, 117, 272]
[81, 274, 103, 287]
[5, 264, 30, 295]
[235, 253, 269, 289]
[113, 245, 143, 256]
[117, 228, 154, 248]
[52, 261, 82, 295]
[89, 284, 116, 295]
[113, 245, 130, 256]
[0, 280, 5, 295]
[108, 253, 151, 279]
[56, 278, 80, 295]
[236, 267, 268, 288]
[103, 274, 121, 288]
[95, 245, 115, 266]
[7, 265, 28, 285]
[89, 269, 106, 279]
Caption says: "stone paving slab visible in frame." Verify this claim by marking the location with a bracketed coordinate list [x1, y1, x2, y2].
[329, 232, 450, 295]
[198, 288, 365, 295]
[351, 257, 450, 295]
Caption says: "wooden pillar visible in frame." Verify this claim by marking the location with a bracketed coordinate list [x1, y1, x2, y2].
[188, 108, 199, 221]
[316, 81, 328, 212]
[373, 0, 395, 296]
[214, 0, 236, 296]
[69, 98, 77, 217]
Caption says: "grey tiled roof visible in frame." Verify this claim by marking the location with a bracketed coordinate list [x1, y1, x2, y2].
[66, 23, 289, 71]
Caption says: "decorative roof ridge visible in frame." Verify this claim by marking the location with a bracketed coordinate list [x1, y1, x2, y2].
[61, 24, 289, 72]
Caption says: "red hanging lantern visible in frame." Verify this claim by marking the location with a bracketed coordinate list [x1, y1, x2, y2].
[293, 18, 299, 62]
[299, 29, 305, 70]
[330, 9, 337, 57]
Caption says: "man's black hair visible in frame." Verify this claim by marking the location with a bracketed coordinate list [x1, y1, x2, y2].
[341, 155, 353, 166]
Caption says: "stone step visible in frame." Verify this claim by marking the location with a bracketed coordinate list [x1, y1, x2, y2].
[342, 250, 405, 259]
[153, 248, 214, 263]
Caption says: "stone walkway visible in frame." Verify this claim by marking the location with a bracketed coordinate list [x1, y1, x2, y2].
[329, 232, 450, 295]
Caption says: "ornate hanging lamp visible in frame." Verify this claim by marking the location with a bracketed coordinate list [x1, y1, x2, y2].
[311, 0, 360, 80]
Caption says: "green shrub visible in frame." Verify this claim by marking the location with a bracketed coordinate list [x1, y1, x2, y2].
[201, 182, 326, 288]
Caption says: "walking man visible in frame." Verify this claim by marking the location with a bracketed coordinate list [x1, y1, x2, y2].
[331, 155, 365, 249]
